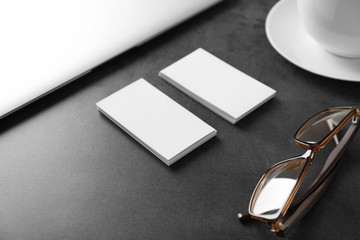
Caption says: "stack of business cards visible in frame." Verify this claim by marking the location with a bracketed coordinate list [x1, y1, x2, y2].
[159, 48, 276, 124]
[96, 78, 217, 166]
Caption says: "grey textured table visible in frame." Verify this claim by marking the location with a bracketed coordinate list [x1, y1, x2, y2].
[1, 1, 359, 239]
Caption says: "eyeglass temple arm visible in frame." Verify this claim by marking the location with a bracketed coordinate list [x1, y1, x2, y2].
[279, 122, 359, 236]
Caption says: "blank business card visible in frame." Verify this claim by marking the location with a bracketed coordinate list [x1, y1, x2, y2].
[96, 78, 217, 166]
[159, 48, 276, 124]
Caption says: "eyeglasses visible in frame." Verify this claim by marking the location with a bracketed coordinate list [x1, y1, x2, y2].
[238, 106, 360, 236]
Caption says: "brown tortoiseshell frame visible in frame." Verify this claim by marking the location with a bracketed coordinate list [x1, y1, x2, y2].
[241, 106, 360, 235]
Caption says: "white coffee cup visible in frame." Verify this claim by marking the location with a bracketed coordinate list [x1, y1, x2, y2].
[297, 0, 360, 58]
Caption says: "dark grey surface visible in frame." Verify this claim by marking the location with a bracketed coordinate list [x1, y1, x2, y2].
[1, 0, 360, 239]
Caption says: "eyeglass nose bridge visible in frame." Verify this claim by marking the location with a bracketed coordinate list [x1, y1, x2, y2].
[352, 116, 359, 124]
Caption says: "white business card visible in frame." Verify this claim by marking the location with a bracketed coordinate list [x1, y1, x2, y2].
[159, 48, 276, 124]
[96, 78, 217, 166]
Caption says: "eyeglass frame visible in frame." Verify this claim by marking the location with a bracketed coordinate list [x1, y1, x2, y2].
[238, 106, 360, 236]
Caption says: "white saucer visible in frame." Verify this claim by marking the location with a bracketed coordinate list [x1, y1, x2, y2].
[265, 0, 360, 82]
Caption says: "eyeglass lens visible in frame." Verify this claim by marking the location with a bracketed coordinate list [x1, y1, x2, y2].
[250, 157, 307, 220]
[295, 108, 352, 144]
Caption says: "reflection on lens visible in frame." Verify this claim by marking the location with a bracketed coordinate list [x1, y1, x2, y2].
[296, 108, 352, 144]
[250, 157, 307, 220]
